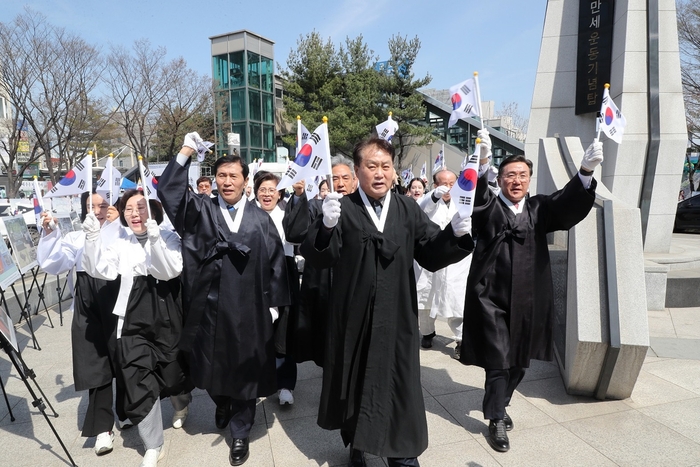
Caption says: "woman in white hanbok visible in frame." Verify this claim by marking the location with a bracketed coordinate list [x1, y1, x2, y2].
[82, 190, 191, 467]
[37, 191, 124, 456]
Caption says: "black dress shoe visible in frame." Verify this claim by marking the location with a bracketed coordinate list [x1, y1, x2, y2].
[504, 411, 513, 431]
[349, 448, 367, 467]
[421, 332, 436, 349]
[229, 437, 250, 466]
[486, 419, 510, 452]
[215, 401, 233, 429]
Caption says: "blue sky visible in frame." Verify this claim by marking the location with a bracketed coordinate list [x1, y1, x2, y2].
[5, 1, 547, 118]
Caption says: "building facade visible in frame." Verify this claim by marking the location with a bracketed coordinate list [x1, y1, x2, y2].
[210, 30, 276, 162]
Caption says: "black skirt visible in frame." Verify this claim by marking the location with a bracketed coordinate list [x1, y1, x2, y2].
[71, 272, 121, 391]
[117, 275, 191, 423]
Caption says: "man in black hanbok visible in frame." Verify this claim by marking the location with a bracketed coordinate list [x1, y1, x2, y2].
[301, 138, 474, 467]
[459, 130, 602, 453]
[159, 134, 290, 466]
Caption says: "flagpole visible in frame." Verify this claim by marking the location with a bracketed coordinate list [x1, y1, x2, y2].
[473, 71, 484, 130]
[137, 156, 152, 220]
[323, 116, 334, 194]
[296, 115, 302, 156]
[596, 83, 611, 142]
[441, 143, 445, 170]
[87, 151, 93, 212]
[108, 153, 114, 205]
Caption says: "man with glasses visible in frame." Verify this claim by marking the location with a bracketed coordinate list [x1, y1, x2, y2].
[459, 130, 602, 453]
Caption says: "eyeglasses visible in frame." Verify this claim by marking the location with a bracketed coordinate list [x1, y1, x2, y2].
[501, 173, 530, 182]
[257, 188, 278, 195]
[123, 206, 147, 215]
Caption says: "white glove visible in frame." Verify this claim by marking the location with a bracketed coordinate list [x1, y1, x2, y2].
[477, 129, 492, 160]
[145, 219, 160, 244]
[183, 132, 214, 162]
[581, 140, 603, 172]
[432, 185, 450, 200]
[451, 211, 472, 238]
[82, 213, 100, 242]
[322, 192, 343, 229]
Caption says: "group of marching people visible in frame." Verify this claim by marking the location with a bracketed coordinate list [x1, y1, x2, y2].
[37, 127, 604, 467]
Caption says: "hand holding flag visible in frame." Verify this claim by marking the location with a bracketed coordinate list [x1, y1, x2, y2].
[183, 132, 214, 162]
[450, 138, 481, 218]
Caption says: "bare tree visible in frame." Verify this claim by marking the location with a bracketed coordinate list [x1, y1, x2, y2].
[107, 39, 178, 160]
[494, 102, 529, 142]
[678, 0, 700, 192]
[150, 63, 213, 161]
[0, 9, 106, 194]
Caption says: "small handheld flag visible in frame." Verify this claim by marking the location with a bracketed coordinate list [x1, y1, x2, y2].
[96, 153, 122, 206]
[450, 138, 481, 217]
[44, 154, 92, 199]
[137, 156, 154, 219]
[376, 112, 399, 141]
[401, 165, 414, 186]
[433, 145, 445, 174]
[277, 119, 332, 191]
[598, 83, 626, 144]
[419, 162, 427, 182]
[448, 77, 480, 127]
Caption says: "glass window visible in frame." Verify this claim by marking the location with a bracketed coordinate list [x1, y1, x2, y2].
[250, 123, 262, 148]
[263, 150, 276, 162]
[229, 52, 245, 88]
[216, 92, 230, 123]
[263, 125, 274, 150]
[261, 57, 273, 92]
[248, 90, 261, 122]
[262, 93, 274, 124]
[239, 148, 248, 162]
[230, 89, 245, 120]
[247, 51, 260, 89]
[232, 123, 246, 147]
[213, 54, 229, 89]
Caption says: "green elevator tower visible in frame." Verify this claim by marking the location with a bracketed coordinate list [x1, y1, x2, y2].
[210, 30, 275, 163]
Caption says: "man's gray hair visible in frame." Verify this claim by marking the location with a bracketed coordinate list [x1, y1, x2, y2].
[331, 155, 355, 175]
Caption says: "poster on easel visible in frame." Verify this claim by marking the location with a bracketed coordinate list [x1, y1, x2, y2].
[0, 304, 19, 353]
[50, 197, 73, 214]
[0, 235, 20, 291]
[54, 215, 75, 237]
[2, 217, 38, 275]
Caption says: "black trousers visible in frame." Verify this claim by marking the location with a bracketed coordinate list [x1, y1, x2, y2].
[209, 393, 256, 439]
[276, 354, 297, 391]
[482, 367, 526, 421]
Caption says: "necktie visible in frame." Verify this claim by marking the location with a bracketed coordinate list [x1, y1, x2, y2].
[371, 200, 382, 218]
[227, 204, 237, 222]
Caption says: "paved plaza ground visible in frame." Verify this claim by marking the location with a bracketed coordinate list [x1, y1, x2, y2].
[1, 301, 700, 466]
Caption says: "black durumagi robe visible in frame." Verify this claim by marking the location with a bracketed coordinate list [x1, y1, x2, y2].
[459, 171, 596, 370]
[301, 189, 473, 458]
[159, 158, 290, 400]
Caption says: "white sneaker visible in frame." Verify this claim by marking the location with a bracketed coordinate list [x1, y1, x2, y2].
[140, 445, 165, 467]
[118, 418, 134, 430]
[278, 388, 294, 405]
[94, 431, 114, 455]
[172, 406, 188, 429]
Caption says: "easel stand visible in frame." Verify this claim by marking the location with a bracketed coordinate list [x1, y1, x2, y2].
[0, 369, 15, 421]
[54, 272, 70, 327]
[28, 267, 53, 328]
[0, 333, 77, 467]
[8, 285, 40, 351]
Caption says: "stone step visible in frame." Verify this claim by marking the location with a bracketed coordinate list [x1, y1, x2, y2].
[665, 268, 700, 308]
